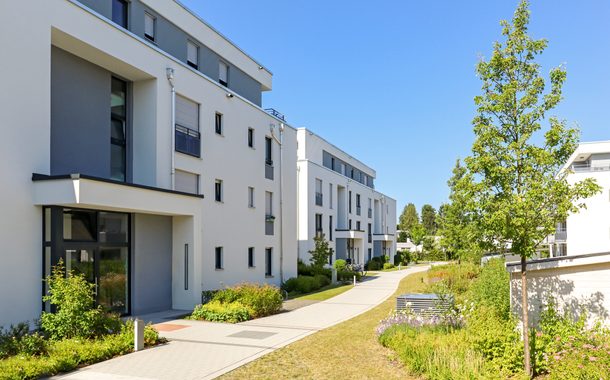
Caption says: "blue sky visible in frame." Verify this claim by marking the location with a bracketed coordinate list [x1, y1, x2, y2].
[183, 0, 609, 216]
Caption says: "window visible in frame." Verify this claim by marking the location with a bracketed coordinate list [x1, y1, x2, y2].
[248, 247, 255, 268]
[215, 180, 223, 202]
[112, 0, 128, 28]
[329, 183, 333, 209]
[265, 137, 273, 165]
[215, 113, 223, 135]
[329, 215, 333, 241]
[175, 170, 199, 195]
[368, 248, 372, 262]
[219, 61, 229, 86]
[111, 77, 127, 181]
[356, 194, 361, 215]
[144, 12, 155, 41]
[187, 40, 199, 69]
[348, 191, 352, 213]
[348, 219, 352, 230]
[215, 247, 223, 269]
[248, 128, 254, 148]
[248, 187, 255, 208]
[175, 95, 200, 157]
[368, 223, 372, 243]
[368, 198, 372, 218]
[265, 192, 273, 235]
[331, 157, 335, 170]
[315, 178, 323, 206]
[315, 214, 323, 236]
[265, 248, 272, 276]
[356, 221, 361, 231]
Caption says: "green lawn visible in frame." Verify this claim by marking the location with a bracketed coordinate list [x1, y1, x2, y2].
[220, 271, 428, 380]
[292, 283, 353, 301]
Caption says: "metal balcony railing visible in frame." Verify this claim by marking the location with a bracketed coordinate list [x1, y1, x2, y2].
[572, 162, 610, 172]
[315, 192, 323, 206]
[264, 108, 285, 121]
[175, 124, 201, 157]
[265, 163, 274, 180]
[356, 206, 361, 216]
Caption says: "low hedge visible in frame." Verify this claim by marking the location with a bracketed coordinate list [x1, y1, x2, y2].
[383, 263, 395, 270]
[0, 322, 162, 380]
[283, 275, 330, 294]
[192, 283, 283, 323]
[367, 260, 381, 270]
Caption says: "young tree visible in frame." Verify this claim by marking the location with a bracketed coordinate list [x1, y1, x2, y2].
[421, 204, 437, 235]
[398, 203, 419, 237]
[464, 1, 600, 374]
[309, 234, 334, 270]
[438, 160, 482, 262]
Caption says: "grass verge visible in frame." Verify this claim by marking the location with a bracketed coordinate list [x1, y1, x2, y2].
[291, 283, 353, 301]
[220, 270, 428, 380]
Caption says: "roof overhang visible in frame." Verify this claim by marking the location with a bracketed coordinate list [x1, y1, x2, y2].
[335, 229, 366, 240]
[32, 173, 202, 216]
[373, 233, 394, 242]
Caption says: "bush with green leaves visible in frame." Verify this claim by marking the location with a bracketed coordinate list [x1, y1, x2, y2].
[333, 259, 347, 272]
[308, 234, 334, 271]
[0, 323, 47, 359]
[40, 261, 122, 340]
[367, 260, 381, 271]
[282, 276, 322, 294]
[338, 270, 361, 282]
[225, 283, 283, 318]
[190, 300, 251, 323]
[383, 263, 395, 270]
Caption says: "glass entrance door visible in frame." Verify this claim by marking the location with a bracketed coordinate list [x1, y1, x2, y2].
[98, 247, 128, 314]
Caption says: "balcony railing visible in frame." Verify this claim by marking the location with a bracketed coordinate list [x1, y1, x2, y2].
[572, 162, 610, 173]
[356, 206, 361, 216]
[175, 124, 201, 157]
[315, 192, 323, 206]
[264, 108, 285, 121]
[368, 208, 372, 218]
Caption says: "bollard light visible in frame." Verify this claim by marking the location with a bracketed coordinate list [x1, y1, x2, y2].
[134, 319, 145, 351]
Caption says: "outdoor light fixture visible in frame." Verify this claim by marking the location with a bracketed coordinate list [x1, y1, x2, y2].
[226, 93, 234, 98]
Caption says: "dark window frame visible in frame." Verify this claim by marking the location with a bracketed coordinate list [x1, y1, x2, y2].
[111, 77, 128, 182]
[248, 247, 255, 268]
[265, 248, 272, 277]
[215, 113, 223, 135]
[215, 247, 223, 270]
[187, 40, 199, 70]
[248, 128, 254, 148]
[265, 137, 273, 165]
[215, 180, 223, 202]
[112, 0, 128, 29]
[144, 12, 156, 42]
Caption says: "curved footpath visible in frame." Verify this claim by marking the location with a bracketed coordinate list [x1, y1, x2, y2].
[55, 265, 430, 380]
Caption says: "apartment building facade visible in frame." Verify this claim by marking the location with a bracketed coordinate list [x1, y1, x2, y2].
[0, 0, 297, 327]
[296, 129, 397, 266]
[549, 141, 610, 257]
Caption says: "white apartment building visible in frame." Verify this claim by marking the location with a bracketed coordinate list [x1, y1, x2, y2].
[0, 0, 297, 327]
[549, 141, 610, 257]
[296, 129, 397, 266]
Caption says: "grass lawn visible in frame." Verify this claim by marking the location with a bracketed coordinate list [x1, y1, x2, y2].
[220, 271, 428, 380]
[291, 283, 353, 301]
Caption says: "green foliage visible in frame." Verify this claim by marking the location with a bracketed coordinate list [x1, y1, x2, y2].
[427, 263, 481, 298]
[0, 324, 47, 359]
[398, 203, 419, 238]
[308, 234, 334, 270]
[0, 324, 163, 380]
[298, 259, 332, 278]
[213, 283, 283, 318]
[379, 325, 495, 380]
[337, 271, 361, 282]
[410, 222, 426, 247]
[333, 259, 346, 271]
[383, 263, 395, 270]
[282, 275, 330, 295]
[468, 258, 511, 320]
[40, 261, 121, 340]
[397, 230, 408, 243]
[366, 260, 381, 271]
[190, 301, 252, 323]
[421, 204, 437, 235]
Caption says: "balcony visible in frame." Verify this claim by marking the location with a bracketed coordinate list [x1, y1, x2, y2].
[373, 233, 394, 242]
[175, 124, 201, 157]
[264, 108, 286, 121]
[265, 162, 274, 180]
[315, 192, 323, 206]
[571, 162, 610, 173]
[335, 229, 365, 240]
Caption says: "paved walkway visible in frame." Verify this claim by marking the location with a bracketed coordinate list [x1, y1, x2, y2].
[55, 265, 429, 380]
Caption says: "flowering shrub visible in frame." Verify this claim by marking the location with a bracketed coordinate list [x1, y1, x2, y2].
[376, 308, 464, 336]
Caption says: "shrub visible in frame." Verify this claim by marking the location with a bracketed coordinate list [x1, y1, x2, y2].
[191, 300, 252, 323]
[297, 259, 314, 276]
[427, 263, 480, 298]
[383, 263, 395, 270]
[0, 323, 47, 359]
[282, 277, 299, 293]
[211, 283, 282, 318]
[314, 274, 330, 288]
[338, 271, 361, 282]
[40, 261, 121, 340]
[333, 259, 347, 271]
[367, 260, 381, 271]
[468, 258, 510, 320]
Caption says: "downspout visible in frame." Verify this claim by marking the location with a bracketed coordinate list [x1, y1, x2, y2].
[270, 123, 285, 283]
[166, 68, 176, 189]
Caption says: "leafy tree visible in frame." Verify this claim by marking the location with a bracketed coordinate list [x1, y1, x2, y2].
[308, 234, 334, 270]
[464, 1, 601, 374]
[398, 203, 419, 237]
[421, 204, 437, 235]
[397, 230, 408, 243]
[438, 160, 483, 262]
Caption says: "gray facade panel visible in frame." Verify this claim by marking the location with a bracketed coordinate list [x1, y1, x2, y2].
[51, 47, 112, 178]
[76, 0, 112, 19]
[373, 241, 382, 257]
[132, 214, 172, 315]
[335, 238, 347, 260]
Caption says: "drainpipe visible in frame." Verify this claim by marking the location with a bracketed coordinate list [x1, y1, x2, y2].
[270, 123, 285, 283]
[166, 68, 176, 190]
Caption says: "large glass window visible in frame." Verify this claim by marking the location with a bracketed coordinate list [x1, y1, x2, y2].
[63, 209, 97, 241]
[175, 95, 200, 157]
[112, 0, 128, 28]
[111, 77, 127, 181]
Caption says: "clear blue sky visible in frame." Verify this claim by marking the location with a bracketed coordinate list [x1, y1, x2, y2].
[183, 0, 609, 217]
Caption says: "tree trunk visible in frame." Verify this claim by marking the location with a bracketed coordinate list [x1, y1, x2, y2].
[521, 255, 531, 377]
